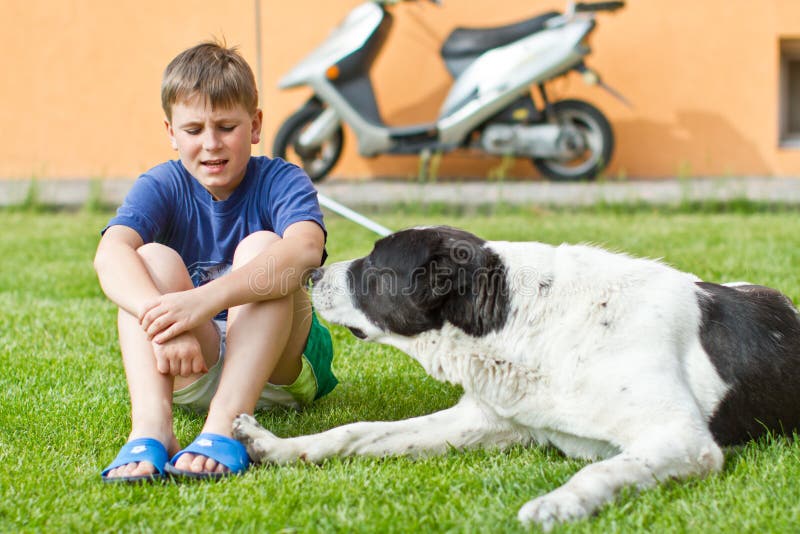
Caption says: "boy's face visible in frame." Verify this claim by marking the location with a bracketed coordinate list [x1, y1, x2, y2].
[165, 94, 262, 201]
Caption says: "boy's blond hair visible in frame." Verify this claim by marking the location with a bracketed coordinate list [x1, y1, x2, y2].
[161, 40, 258, 122]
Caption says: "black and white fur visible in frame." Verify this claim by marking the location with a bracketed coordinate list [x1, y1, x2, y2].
[234, 226, 800, 529]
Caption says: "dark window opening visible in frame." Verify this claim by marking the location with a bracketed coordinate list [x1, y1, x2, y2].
[780, 39, 800, 147]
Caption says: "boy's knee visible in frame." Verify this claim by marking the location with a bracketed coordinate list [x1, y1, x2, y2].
[136, 243, 192, 291]
[233, 231, 281, 266]
[137, 242, 179, 262]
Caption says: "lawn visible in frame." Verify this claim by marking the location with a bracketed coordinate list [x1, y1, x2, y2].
[1, 206, 799, 533]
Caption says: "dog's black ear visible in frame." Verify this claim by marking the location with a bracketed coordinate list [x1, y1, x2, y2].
[416, 227, 511, 337]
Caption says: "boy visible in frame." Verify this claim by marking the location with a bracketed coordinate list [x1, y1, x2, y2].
[95, 41, 336, 482]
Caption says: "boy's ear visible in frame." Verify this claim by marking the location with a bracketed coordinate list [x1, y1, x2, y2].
[164, 119, 178, 150]
[251, 109, 263, 145]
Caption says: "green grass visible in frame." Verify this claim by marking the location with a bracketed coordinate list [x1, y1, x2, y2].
[1, 208, 800, 533]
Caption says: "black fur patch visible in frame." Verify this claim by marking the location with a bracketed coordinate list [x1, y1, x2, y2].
[697, 282, 800, 444]
[347, 227, 511, 337]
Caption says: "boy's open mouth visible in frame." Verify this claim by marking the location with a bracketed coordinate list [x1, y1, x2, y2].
[202, 159, 228, 171]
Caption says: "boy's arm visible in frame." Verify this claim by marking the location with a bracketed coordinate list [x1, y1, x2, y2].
[95, 225, 208, 376]
[94, 225, 163, 316]
[140, 221, 325, 344]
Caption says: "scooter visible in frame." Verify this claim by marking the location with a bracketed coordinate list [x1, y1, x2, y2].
[273, 0, 627, 182]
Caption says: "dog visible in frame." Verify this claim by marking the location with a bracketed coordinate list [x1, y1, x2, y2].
[233, 226, 800, 529]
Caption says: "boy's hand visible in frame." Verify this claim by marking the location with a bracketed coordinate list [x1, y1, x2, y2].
[152, 331, 208, 376]
[139, 289, 216, 344]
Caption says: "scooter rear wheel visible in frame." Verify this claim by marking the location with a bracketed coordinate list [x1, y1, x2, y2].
[531, 99, 614, 181]
[273, 105, 344, 183]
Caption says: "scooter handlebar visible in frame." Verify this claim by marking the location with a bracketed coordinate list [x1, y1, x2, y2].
[575, 1, 624, 12]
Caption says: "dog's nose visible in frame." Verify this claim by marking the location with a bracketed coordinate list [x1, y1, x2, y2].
[308, 268, 324, 286]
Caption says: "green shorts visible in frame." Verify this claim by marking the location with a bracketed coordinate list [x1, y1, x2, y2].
[173, 310, 337, 412]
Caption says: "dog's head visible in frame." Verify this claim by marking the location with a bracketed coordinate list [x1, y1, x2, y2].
[311, 226, 510, 341]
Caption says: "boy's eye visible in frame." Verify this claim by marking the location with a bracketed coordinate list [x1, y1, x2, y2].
[184, 129, 201, 135]
[219, 125, 236, 132]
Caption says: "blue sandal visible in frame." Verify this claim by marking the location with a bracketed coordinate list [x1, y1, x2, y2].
[101, 437, 169, 484]
[165, 433, 250, 480]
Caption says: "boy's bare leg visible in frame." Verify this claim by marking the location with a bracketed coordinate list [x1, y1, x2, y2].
[173, 231, 312, 475]
[105, 243, 220, 479]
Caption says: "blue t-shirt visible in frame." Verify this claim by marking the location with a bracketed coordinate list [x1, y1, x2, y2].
[105, 156, 326, 317]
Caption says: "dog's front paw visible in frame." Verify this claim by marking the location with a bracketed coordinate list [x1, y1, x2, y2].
[517, 489, 590, 531]
[232, 413, 281, 463]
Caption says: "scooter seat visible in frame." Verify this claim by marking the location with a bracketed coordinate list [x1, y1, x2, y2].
[440, 11, 560, 59]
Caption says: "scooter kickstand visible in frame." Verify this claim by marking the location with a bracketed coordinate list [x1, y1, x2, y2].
[417, 149, 443, 183]
[488, 153, 515, 181]
[417, 148, 431, 182]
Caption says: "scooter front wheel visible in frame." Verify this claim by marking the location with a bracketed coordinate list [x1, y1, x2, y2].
[531, 99, 614, 181]
[273, 105, 344, 183]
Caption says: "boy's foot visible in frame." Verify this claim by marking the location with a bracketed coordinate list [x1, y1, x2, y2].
[171, 452, 230, 475]
[101, 436, 179, 483]
[105, 460, 162, 480]
[166, 433, 250, 479]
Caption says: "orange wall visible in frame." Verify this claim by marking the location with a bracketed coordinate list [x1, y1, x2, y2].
[4, 0, 800, 180]
[2, 0, 258, 179]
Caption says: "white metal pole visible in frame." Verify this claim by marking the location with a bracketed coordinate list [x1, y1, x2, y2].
[254, 0, 266, 156]
[318, 193, 392, 237]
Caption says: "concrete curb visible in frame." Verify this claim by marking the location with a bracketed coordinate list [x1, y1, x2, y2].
[317, 177, 800, 206]
[3, 177, 800, 208]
